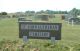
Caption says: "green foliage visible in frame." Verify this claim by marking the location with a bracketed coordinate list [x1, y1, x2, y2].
[36, 10, 68, 14]
[0, 12, 7, 15]
[69, 8, 80, 17]
[0, 40, 71, 51]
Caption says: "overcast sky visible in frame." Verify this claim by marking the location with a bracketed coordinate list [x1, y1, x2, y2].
[0, 0, 80, 13]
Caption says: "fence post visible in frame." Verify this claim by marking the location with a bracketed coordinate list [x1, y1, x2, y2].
[72, 20, 74, 26]
[23, 36, 28, 44]
[51, 37, 55, 45]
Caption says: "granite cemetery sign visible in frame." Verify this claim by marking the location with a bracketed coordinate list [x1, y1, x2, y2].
[19, 21, 62, 40]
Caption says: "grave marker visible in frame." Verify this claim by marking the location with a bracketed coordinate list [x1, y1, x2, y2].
[36, 14, 49, 21]
[18, 17, 26, 21]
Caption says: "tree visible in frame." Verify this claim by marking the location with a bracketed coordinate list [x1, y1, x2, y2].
[69, 8, 80, 17]
[76, 10, 80, 15]
[1, 12, 7, 15]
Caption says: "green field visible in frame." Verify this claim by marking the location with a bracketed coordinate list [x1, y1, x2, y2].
[0, 17, 80, 51]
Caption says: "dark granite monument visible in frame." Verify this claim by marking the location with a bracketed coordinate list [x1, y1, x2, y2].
[18, 21, 62, 40]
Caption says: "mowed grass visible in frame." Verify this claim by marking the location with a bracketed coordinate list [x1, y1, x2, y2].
[0, 17, 80, 51]
[0, 18, 19, 40]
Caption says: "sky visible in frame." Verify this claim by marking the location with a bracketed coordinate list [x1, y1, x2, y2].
[0, 0, 80, 13]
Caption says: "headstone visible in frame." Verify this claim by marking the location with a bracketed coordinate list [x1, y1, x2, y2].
[61, 15, 65, 20]
[18, 17, 26, 21]
[36, 14, 49, 21]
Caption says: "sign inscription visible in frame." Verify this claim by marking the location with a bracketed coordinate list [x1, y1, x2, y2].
[29, 32, 50, 37]
[21, 24, 59, 31]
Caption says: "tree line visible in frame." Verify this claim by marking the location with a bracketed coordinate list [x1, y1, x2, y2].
[20, 8, 80, 17]
[0, 8, 80, 17]
[25, 10, 68, 14]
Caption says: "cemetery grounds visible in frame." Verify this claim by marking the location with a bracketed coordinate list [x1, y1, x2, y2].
[0, 15, 80, 51]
